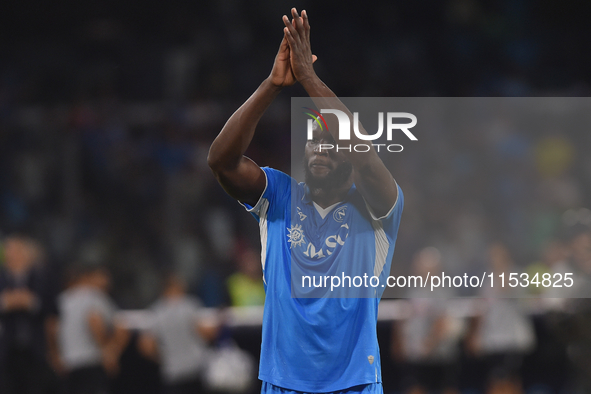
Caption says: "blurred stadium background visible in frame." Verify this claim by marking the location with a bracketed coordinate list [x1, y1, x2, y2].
[1, 0, 591, 393]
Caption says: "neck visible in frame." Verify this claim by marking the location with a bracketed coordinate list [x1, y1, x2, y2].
[310, 179, 352, 208]
[74, 280, 97, 289]
[164, 289, 184, 299]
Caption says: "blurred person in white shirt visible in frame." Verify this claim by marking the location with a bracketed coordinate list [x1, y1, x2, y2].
[465, 242, 535, 394]
[57, 264, 129, 394]
[391, 247, 462, 394]
[138, 273, 218, 394]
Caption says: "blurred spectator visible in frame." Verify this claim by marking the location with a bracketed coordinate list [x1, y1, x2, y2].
[0, 234, 55, 394]
[464, 243, 536, 394]
[570, 226, 591, 276]
[226, 246, 265, 307]
[57, 264, 129, 394]
[392, 247, 461, 394]
[526, 237, 573, 298]
[138, 273, 218, 394]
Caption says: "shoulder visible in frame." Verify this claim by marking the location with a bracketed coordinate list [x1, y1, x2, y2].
[59, 288, 93, 310]
[62, 287, 88, 300]
[86, 288, 106, 301]
[261, 166, 290, 181]
[150, 298, 165, 312]
[355, 182, 403, 222]
[261, 167, 296, 196]
[184, 295, 204, 310]
[89, 289, 116, 311]
[242, 167, 296, 216]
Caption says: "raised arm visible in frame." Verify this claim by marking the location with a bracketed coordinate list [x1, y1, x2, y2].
[208, 33, 316, 206]
[283, 9, 398, 217]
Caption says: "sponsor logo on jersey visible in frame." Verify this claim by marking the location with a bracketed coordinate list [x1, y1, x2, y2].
[287, 224, 306, 249]
[302, 224, 350, 259]
[297, 207, 307, 221]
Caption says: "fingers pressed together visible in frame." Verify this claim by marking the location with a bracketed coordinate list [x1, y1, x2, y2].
[282, 8, 309, 44]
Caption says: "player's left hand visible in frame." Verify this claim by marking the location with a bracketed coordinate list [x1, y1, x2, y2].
[282, 8, 317, 84]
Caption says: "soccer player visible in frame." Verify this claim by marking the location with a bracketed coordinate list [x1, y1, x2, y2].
[208, 8, 403, 394]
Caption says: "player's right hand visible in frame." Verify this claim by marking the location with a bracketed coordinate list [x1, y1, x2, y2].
[283, 9, 317, 84]
[269, 16, 317, 88]
[269, 34, 297, 87]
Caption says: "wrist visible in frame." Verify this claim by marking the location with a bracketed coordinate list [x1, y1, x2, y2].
[298, 73, 320, 90]
[264, 77, 285, 91]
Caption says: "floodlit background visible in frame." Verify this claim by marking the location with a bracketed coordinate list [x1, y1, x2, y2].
[1, 0, 591, 393]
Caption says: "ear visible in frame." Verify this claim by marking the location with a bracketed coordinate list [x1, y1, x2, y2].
[312, 55, 318, 63]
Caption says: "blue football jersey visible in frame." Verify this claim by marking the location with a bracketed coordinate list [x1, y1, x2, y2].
[242, 167, 404, 392]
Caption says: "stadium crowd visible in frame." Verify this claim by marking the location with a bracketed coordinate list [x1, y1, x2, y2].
[1, 0, 591, 393]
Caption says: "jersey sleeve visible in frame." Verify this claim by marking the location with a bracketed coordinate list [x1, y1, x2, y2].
[378, 182, 404, 238]
[385, 182, 404, 234]
[146, 302, 162, 336]
[364, 183, 404, 282]
[187, 296, 206, 321]
[364, 179, 404, 222]
[239, 167, 291, 221]
[93, 293, 117, 321]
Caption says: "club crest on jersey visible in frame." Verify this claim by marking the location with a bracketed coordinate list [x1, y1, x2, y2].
[287, 224, 306, 249]
[297, 207, 307, 221]
[333, 206, 347, 223]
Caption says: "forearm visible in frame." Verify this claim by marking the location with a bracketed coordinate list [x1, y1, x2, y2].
[299, 73, 335, 99]
[105, 324, 130, 358]
[208, 78, 282, 171]
[0, 289, 40, 314]
[137, 333, 159, 361]
[88, 312, 110, 347]
[45, 316, 60, 354]
[284, 7, 398, 215]
[301, 75, 378, 166]
[303, 74, 398, 215]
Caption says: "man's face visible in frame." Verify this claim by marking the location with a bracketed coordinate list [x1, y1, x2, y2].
[90, 269, 111, 291]
[3, 237, 34, 274]
[304, 124, 352, 190]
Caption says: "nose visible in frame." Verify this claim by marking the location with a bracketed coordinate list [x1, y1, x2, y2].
[313, 143, 328, 156]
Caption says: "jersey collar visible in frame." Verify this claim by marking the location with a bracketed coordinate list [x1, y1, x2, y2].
[301, 183, 357, 205]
